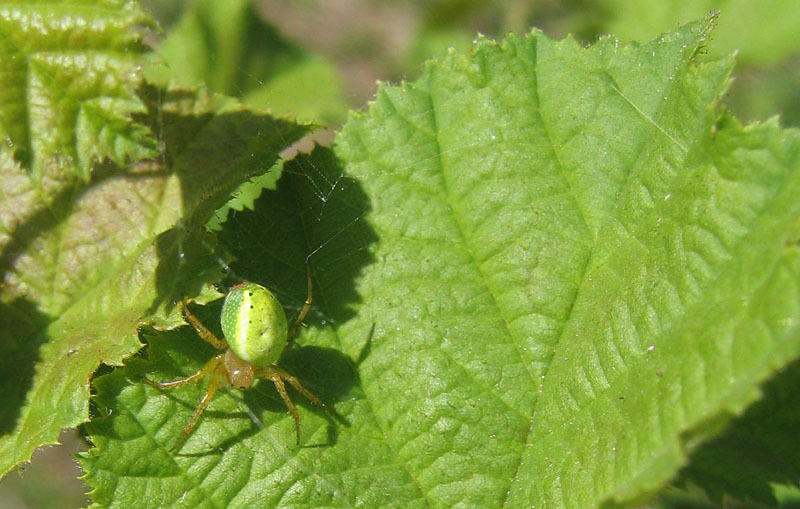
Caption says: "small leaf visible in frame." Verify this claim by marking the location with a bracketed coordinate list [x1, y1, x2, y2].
[0, 0, 159, 180]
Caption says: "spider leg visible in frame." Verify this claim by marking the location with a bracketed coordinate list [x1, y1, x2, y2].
[286, 261, 313, 349]
[256, 365, 327, 444]
[143, 353, 224, 389]
[267, 370, 301, 444]
[267, 366, 326, 409]
[181, 299, 228, 350]
[170, 359, 226, 452]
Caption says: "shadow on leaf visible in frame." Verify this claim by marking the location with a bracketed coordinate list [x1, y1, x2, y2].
[672, 357, 800, 506]
[96, 145, 376, 456]
[0, 297, 51, 435]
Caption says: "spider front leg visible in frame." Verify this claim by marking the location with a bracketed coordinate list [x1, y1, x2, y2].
[142, 300, 227, 391]
[143, 353, 226, 451]
[170, 360, 226, 452]
[181, 299, 228, 350]
[256, 365, 327, 444]
[142, 352, 224, 390]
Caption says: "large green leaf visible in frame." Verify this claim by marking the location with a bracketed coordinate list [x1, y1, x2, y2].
[0, 83, 310, 476]
[0, 0, 159, 180]
[79, 16, 800, 506]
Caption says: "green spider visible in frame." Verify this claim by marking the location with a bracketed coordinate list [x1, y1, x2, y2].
[144, 264, 325, 451]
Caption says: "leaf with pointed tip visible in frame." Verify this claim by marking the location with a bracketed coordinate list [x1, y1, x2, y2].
[79, 15, 800, 507]
[600, 0, 800, 65]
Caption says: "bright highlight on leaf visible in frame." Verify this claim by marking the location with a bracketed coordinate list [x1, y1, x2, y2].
[75, 13, 800, 508]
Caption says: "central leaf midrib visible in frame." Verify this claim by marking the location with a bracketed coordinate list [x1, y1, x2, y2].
[499, 38, 598, 507]
[428, 81, 539, 425]
[500, 32, 709, 505]
[426, 56, 552, 506]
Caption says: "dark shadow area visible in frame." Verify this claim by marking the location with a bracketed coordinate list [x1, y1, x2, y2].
[217, 146, 377, 329]
[354, 323, 375, 368]
[0, 297, 51, 435]
[201, 146, 377, 452]
[151, 227, 228, 313]
[140, 305, 225, 375]
[279, 345, 355, 427]
[61, 91, 374, 461]
[144, 82, 310, 312]
[671, 357, 800, 506]
[137, 83, 308, 231]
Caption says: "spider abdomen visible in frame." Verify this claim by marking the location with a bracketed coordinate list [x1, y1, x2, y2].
[221, 282, 288, 367]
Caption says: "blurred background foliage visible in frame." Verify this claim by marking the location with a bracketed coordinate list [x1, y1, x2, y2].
[146, 0, 800, 128]
[1, 0, 798, 507]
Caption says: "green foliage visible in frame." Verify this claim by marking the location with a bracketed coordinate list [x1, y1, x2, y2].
[333, 15, 800, 505]
[1, 1, 800, 507]
[403, 0, 800, 128]
[599, 0, 800, 66]
[675, 359, 800, 506]
[157, 0, 348, 123]
[594, 0, 800, 128]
